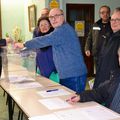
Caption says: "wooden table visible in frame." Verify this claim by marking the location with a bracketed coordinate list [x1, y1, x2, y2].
[1, 61, 120, 120]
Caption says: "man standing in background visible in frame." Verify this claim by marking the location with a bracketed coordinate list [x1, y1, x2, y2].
[85, 5, 112, 74]
[93, 7, 120, 88]
[67, 8, 120, 114]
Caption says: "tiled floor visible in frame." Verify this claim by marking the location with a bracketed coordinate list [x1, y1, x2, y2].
[0, 87, 9, 120]
[0, 87, 26, 120]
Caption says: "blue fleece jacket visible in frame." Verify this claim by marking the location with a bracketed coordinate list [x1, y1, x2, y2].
[24, 23, 87, 79]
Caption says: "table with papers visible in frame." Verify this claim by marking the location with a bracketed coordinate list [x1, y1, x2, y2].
[1, 54, 120, 120]
[29, 105, 120, 120]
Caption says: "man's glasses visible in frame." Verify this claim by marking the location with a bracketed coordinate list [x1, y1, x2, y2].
[100, 11, 110, 14]
[49, 14, 63, 21]
[110, 18, 120, 22]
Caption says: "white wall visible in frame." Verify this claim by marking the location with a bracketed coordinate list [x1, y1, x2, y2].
[1, 0, 46, 40]
[1, 0, 120, 41]
[24, 0, 46, 40]
[1, 0, 25, 38]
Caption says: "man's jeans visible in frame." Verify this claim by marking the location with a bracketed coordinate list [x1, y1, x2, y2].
[60, 74, 87, 93]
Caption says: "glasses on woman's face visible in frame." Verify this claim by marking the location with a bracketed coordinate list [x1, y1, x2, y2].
[49, 14, 63, 21]
[110, 18, 120, 22]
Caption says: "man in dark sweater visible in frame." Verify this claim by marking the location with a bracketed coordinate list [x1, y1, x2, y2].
[67, 7, 120, 114]
[93, 6, 120, 88]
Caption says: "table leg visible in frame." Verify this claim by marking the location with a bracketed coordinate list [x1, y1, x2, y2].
[7, 94, 13, 120]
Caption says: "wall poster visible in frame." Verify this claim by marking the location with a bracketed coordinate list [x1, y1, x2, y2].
[49, 0, 60, 9]
[75, 21, 85, 37]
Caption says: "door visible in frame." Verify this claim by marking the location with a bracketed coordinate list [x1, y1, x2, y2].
[66, 4, 94, 76]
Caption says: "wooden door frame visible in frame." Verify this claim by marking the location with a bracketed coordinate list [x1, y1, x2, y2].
[66, 4, 95, 76]
[66, 4, 94, 28]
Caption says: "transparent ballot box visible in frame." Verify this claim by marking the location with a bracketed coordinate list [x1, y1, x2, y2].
[0, 47, 36, 79]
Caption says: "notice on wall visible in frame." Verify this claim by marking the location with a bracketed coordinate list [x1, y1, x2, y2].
[49, 0, 60, 9]
[75, 21, 85, 37]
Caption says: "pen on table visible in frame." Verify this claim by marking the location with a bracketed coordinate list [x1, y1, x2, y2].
[46, 89, 58, 92]
[66, 96, 77, 102]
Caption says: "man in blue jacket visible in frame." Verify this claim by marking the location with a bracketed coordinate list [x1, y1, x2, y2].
[15, 8, 87, 93]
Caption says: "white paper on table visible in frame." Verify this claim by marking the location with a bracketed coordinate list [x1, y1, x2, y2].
[55, 108, 90, 120]
[29, 105, 120, 120]
[81, 105, 120, 120]
[54, 105, 120, 120]
[37, 89, 71, 98]
[38, 97, 72, 110]
[8, 75, 35, 83]
[15, 82, 43, 89]
[29, 114, 60, 120]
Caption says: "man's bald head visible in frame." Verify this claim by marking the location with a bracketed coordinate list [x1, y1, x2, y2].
[49, 8, 65, 28]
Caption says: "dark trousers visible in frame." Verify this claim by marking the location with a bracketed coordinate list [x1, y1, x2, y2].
[60, 74, 87, 93]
